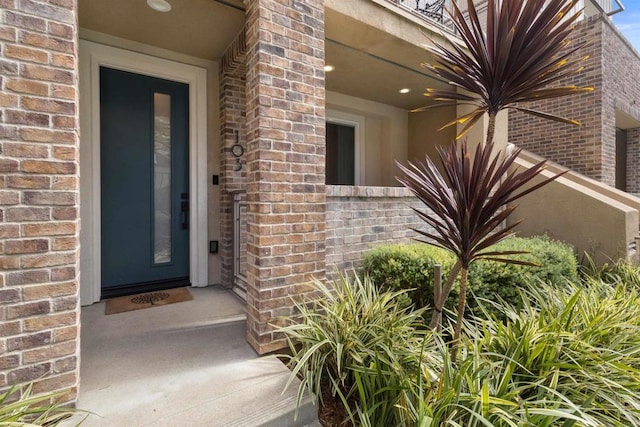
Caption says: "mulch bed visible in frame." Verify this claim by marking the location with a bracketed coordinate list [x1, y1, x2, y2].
[318, 381, 352, 426]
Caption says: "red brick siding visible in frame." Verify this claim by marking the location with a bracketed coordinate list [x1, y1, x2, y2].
[509, 16, 605, 181]
[509, 15, 640, 190]
[627, 128, 640, 195]
[0, 0, 79, 402]
[220, 30, 247, 288]
[601, 19, 640, 189]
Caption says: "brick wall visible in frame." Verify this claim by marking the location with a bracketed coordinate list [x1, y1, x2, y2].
[0, 0, 80, 401]
[244, 0, 326, 354]
[508, 15, 605, 181]
[509, 15, 640, 190]
[220, 30, 247, 288]
[326, 186, 425, 272]
[601, 18, 640, 189]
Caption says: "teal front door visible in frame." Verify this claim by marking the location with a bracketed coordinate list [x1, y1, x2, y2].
[100, 67, 190, 298]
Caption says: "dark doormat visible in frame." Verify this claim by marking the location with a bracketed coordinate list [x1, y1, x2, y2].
[105, 287, 193, 315]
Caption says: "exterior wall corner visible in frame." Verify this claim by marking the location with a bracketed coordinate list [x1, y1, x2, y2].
[0, 0, 81, 402]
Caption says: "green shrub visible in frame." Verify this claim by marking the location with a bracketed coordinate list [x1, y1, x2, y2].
[467, 235, 578, 315]
[363, 236, 578, 319]
[362, 243, 456, 309]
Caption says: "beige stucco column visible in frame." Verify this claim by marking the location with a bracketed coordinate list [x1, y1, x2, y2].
[456, 93, 508, 152]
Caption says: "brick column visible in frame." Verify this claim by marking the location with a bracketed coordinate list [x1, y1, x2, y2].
[244, 0, 326, 354]
[0, 0, 80, 401]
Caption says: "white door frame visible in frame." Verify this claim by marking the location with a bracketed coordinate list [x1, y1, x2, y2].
[79, 40, 208, 305]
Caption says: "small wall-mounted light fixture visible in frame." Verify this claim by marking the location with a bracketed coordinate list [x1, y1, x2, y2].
[399, 88, 411, 94]
[147, 0, 172, 12]
[209, 240, 219, 254]
[324, 65, 336, 72]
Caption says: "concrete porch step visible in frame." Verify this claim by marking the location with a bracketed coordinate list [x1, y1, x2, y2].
[64, 355, 319, 427]
[155, 356, 319, 427]
[67, 288, 319, 427]
[222, 358, 318, 426]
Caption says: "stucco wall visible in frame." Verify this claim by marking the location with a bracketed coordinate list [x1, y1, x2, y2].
[327, 91, 408, 187]
[509, 154, 639, 265]
[408, 107, 456, 164]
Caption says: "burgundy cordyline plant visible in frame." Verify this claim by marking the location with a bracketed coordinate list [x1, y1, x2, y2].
[397, 0, 593, 359]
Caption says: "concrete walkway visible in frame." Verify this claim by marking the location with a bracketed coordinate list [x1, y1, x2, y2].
[69, 287, 318, 426]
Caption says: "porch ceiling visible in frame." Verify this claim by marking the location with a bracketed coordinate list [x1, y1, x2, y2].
[78, 0, 245, 60]
[325, 40, 447, 111]
[79, 0, 452, 111]
[325, 6, 451, 111]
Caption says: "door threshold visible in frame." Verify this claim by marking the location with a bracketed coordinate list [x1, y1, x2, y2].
[102, 277, 191, 299]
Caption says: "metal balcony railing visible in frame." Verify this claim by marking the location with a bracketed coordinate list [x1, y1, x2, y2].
[591, 0, 624, 16]
[387, 0, 624, 29]
[388, 0, 457, 32]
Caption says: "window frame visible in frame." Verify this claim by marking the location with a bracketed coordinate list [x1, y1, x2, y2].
[326, 110, 365, 186]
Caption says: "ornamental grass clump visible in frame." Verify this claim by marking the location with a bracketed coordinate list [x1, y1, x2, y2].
[467, 279, 640, 426]
[279, 273, 436, 426]
[281, 274, 640, 426]
[581, 253, 640, 287]
[0, 382, 81, 426]
[397, 279, 640, 426]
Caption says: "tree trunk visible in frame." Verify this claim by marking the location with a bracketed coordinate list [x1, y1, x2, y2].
[486, 112, 496, 147]
[429, 260, 461, 331]
[450, 267, 468, 363]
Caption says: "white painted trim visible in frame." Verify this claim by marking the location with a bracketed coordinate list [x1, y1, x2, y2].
[79, 40, 208, 305]
[326, 110, 366, 185]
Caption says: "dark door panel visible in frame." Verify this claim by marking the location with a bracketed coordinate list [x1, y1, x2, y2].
[100, 67, 190, 298]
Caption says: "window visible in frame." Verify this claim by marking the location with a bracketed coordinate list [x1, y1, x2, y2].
[616, 127, 627, 191]
[326, 122, 356, 185]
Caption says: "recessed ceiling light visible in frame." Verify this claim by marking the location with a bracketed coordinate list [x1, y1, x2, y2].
[147, 0, 171, 12]
[324, 65, 335, 72]
[399, 88, 411, 94]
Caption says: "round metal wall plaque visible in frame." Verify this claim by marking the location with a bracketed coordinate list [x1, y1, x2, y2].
[231, 144, 244, 157]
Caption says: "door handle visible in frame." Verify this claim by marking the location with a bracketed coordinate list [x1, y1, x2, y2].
[181, 193, 189, 230]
